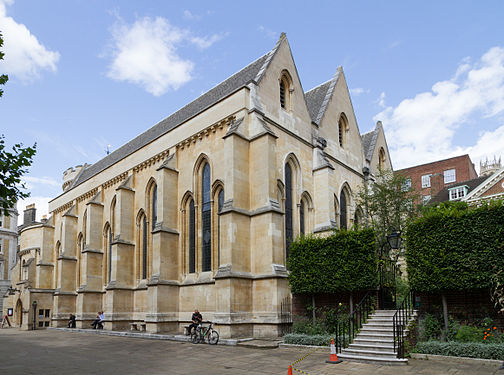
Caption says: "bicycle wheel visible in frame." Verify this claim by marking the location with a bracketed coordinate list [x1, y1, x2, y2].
[208, 329, 219, 345]
[191, 328, 201, 344]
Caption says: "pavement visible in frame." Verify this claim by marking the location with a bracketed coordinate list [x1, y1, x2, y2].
[0, 328, 502, 375]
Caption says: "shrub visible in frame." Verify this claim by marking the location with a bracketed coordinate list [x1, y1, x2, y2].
[455, 325, 480, 343]
[406, 201, 504, 292]
[414, 341, 504, 360]
[291, 318, 325, 336]
[287, 229, 377, 294]
[283, 333, 333, 346]
[420, 313, 442, 341]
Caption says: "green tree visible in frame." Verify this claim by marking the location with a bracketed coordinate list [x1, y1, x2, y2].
[0, 32, 8, 97]
[0, 31, 37, 215]
[357, 168, 420, 248]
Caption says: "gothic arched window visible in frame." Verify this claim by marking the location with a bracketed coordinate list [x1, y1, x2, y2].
[299, 200, 305, 235]
[151, 184, 157, 230]
[189, 199, 196, 274]
[285, 163, 293, 259]
[340, 190, 347, 230]
[217, 189, 224, 267]
[201, 163, 212, 272]
[142, 215, 148, 279]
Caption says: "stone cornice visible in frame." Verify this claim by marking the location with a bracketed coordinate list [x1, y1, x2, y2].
[175, 115, 234, 151]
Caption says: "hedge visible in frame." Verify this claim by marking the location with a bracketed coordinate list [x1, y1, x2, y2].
[287, 229, 377, 294]
[283, 333, 333, 346]
[406, 201, 504, 292]
[414, 341, 504, 360]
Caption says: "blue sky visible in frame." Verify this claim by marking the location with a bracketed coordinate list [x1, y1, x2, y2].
[1, 0, 504, 220]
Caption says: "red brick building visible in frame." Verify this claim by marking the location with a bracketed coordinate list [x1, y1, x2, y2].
[395, 154, 478, 203]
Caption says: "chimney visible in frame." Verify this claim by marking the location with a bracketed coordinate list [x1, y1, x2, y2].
[23, 204, 36, 226]
[430, 173, 444, 198]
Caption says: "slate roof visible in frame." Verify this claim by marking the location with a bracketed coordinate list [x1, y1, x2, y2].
[68, 41, 283, 191]
[361, 125, 379, 162]
[304, 72, 339, 125]
[429, 175, 488, 204]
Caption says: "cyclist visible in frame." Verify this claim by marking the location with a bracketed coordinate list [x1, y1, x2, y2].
[188, 309, 202, 335]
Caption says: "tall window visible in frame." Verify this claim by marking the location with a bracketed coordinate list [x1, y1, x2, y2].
[201, 163, 212, 272]
[279, 73, 291, 110]
[280, 80, 286, 108]
[340, 190, 347, 230]
[217, 189, 224, 267]
[189, 199, 195, 273]
[151, 184, 157, 230]
[285, 163, 293, 259]
[299, 200, 305, 235]
[421, 174, 432, 188]
[142, 215, 148, 279]
[444, 169, 456, 184]
[338, 115, 348, 148]
[107, 226, 112, 282]
[379, 148, 386, 170]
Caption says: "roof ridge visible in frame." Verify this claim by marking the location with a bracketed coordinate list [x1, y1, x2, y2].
[254, 33, 286, 83]
[314, 72, 340, 125]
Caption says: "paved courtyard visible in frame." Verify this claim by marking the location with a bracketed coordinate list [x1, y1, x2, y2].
[0, 329, 501, 375]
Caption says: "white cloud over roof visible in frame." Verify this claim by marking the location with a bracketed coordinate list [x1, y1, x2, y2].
[375, 46, 504, 170]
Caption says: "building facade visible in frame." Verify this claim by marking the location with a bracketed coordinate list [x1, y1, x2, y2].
[3, 34, 391, 336]
[0, 204, 19, 315]
[395, 154, 478, 204]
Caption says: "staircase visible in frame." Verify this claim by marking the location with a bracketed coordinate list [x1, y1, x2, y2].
[338, 309, 416, 365]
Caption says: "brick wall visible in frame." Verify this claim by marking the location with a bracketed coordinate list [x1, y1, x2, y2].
[395, 155, 478, 201]
[292, 291, 369, 318]
[481, 175, 504, 197]
[416, 290, 504, 327]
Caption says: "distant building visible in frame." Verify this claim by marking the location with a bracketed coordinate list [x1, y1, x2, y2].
[0, 203, 19, 315]
[480, 156, 501, 177]
[395, 154, 478, 204]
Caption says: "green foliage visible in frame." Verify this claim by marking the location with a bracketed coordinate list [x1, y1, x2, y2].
[455, 325, 481, 343]
[357, 168, 420, 245]
[413, 341, 504, 360]
[287, 229, 377, 294]
[291, 318, 326, 336]
[0, 32, 8, 97]
[406, 201, 504, 292]
[0, 135, 37, 215]
[283, 333, 333, 346]
[420, 313, 442, 341]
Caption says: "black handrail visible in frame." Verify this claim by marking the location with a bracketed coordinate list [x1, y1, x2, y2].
[334, 291, 375, 353]
[392, 289, 415, 358]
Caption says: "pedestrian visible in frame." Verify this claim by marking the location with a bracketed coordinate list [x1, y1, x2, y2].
[68, 313, 76, 328]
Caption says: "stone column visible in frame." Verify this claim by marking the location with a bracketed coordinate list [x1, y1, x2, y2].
[146, 155, 180, 333]
[105, 177, 135, 330]
[313, 146, 336, 234]
[53, 206, 78, 327]
[76, 192, 104, 327]
[214, 119, 253, 338]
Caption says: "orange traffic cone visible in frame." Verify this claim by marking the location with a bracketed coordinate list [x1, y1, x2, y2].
[287, 365, 293, 374]
[326, 338, 342, 364]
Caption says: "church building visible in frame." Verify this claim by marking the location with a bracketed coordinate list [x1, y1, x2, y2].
[3, 33, 391, 337]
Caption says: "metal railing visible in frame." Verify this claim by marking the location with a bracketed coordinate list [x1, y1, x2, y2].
[279, 296, 292, 336]
[392, 289, 415, 358]
[334, 290, 375, 353]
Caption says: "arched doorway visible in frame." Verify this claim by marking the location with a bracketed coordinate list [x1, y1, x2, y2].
[15, 299, 23, 327]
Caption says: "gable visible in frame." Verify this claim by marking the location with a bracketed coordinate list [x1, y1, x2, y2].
[253, 35, 313, 139]
[463, 166, 504, 202]
[313, 69, 364, 171]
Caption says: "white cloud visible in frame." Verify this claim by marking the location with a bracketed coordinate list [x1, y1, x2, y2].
[350, 87, 370, 96]
[106, 16, 225, 96]
[0, 0, 60, 82]
[375, 47, 504, 170]
[23, 176, 60, 190]
[183, 10, 200, 21]
[376, 92, 386, 108]
[17, 196, 51, 225]
[257, 25, 277, 40]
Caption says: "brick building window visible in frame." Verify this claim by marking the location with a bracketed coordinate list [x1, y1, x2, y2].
[421, 174, 431, 188]
[422, 195, 431, 204]
[402, 178, 412, 191]
[444, 169, 456, 184]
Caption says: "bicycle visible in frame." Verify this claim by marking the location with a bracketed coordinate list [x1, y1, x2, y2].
[191, 321, 219, 345]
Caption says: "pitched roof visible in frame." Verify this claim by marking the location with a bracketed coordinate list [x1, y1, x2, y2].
[361, 122, 382, 162]
[304, 71, 340, 125]
[68, 38, 285, 191]
[429, 175, 487, 204]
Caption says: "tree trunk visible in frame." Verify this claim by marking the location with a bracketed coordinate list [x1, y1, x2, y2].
[311, 294, 316, 325]
[441, 293, 449, 341]
[349, 293, 354, 315]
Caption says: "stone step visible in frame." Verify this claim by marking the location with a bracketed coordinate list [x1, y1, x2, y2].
[342, 348, 398, 358]
[347, 343, 395, 353]
[338, 353, 408, 366]
[356, 333, 394, 341]
[353, 338, 394, 346]
[359, 327, 395, 334]
[362, 323, 394, 330]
